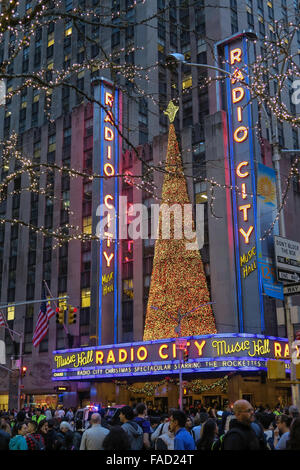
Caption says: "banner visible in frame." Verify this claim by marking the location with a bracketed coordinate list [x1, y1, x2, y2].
[257, 163, 284, 300]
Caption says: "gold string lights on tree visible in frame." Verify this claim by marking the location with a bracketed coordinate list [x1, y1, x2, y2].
[143, 101, 217, 341]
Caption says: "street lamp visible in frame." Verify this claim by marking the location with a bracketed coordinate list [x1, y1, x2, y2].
[151, 302, 214, 411]
[166, 52, 232, 77]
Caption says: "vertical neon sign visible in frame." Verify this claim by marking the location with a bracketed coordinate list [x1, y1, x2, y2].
[221, 33, 264, 334]
[96, 79, 122, 345]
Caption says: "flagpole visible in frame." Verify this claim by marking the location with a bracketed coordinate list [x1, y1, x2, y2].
[0, 311, 14, 342]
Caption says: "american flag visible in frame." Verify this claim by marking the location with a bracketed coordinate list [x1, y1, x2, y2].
[32, 299, 55, 348]
[0, 311, 5, 327]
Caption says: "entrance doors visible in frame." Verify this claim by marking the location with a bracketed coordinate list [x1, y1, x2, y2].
[154, 397, 168, 414]
[203, 395, 222, 408]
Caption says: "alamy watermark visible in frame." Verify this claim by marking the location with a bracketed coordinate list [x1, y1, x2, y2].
[0, 80, 5, 106]
[291, 80, 300, 105]
[96, 196, 205, 251]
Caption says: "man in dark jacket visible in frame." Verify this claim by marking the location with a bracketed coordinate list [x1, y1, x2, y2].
[0, 428, 10, 450]
[223, 400, 260, 450]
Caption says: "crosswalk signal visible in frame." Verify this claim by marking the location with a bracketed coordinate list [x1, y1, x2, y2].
[68, 306, 77, 325]
[183, 347, 189, 362]
[56, 307, 65, 325]
[21, 365, 27, 377]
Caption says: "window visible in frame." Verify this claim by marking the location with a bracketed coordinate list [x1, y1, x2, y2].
[83, 216, 92, 234]
[7, 305, 15, 321]
[81, 288, 91, 308]
[182, 75, 192, 90]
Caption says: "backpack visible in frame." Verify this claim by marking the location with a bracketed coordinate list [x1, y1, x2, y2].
[265, 432, 274, 451]
[251, 421, 268, 451]
[211, 434, 225, 451]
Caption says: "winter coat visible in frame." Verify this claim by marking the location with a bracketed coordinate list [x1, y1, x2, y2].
[9, 435, 28, 450]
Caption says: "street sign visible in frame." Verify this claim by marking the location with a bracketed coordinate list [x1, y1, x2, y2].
[278, 270, 300, 283]
[274, 236, 300, 283]
[283, 283, 300, 296]
[0, 340, 5, 364]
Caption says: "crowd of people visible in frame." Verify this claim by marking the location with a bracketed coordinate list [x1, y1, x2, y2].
[1, 400, 300, 451]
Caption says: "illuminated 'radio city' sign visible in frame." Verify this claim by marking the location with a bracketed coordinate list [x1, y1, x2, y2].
[93, 79, 122, 344]
[51, 334, 291, 381]
[222, 33, 264, 333]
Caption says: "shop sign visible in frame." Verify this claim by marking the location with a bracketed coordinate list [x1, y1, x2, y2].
[52, 333, 292, 381]
[221, 32, 264, 332]
[93, 79, 122, 344]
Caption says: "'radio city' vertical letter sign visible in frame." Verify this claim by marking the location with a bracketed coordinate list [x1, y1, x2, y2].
[93, 78, 122, 344]
[221, 33, 264, 333]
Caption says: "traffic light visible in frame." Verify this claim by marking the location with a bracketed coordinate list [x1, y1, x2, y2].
[21, 365, 27, 377]
[67, 305, 77, 324]
[183, 347, 189, 362]
[267, 360, 286, 379]
[56, 307, 65, 325]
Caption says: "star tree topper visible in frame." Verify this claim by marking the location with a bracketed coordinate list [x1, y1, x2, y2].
[164, 100, 179, 123]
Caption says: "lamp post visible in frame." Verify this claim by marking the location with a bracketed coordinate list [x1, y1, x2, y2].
[151, 302, 214, 411]
[166, 53, 232, 77]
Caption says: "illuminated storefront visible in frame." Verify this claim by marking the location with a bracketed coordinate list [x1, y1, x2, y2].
[51, 334, 294, 408]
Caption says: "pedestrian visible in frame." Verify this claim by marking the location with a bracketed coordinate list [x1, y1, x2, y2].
[56, 421, 75, 450]
[222, 400, 260, 450]
[156, 427, 175, 450]
[256, 412, 275, 450]
[220, 405, 233, 435]
[103, 426, 130, 451]
[251, 413, 268, 450]
[9, 422, 28, 450]
[54, 407, 65, 420]
[185, 416, 195, 440]
[133, 403, 151, 450]
[73, 419, 84, 450]
[120, 406, 144, 450]
[169, 410, 196, 451]
[80, 413, 109, 450]
[286, 417, 300, 450]
[45, 407, 53, 421]
[32, 408, 46, 425]
[65, 408, 74, 422]
[196, 418, 218, 451]
[150, 414, 170, 448]
[25, 420, 45, 450]
[45, 419, 59, 451]
[192, 412, 208, 443]
[274, 414, 292, 450]
[288, 405, 300, 419]
[274, 404, 282, 417]
[0, 421, 10, 450]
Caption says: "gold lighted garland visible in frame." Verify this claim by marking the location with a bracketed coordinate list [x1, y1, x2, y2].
[114, 376, 229, 397]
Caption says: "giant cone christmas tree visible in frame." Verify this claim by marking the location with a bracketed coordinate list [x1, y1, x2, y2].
[143, 121, 217, 341]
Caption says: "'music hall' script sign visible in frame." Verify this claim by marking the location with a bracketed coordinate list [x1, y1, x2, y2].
[52, 334, 292, 381]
